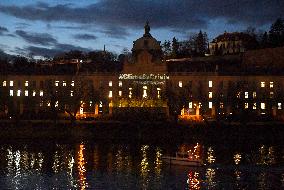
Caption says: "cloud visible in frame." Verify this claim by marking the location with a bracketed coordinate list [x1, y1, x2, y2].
[73, 33, 97, 40]
[23, 43, 91, 57]
[15, 30, 57, 46]
[0, 26, 9, 35]
[1, 0, 283, 31]
[101, 26, 129, 39]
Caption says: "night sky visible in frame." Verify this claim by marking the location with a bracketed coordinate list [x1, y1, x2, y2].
[0, 0, 283, 58]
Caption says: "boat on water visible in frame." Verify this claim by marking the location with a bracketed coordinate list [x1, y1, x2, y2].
[162, 151, 202, 166]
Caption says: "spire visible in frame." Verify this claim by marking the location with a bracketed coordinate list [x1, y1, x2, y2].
[144, 21, 152, 37]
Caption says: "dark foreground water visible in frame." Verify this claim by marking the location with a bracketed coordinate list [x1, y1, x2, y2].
[0, 139, 283, 190]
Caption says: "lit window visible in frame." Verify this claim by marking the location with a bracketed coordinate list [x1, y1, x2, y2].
[119, 81, 122, 87]
[189, 102, 193, 109]
[109, 91, 113, 98]
[143, 86, 147, 98]
[209, 102, 212, 108]
[129, 88, 132, 98]
[261, 82, 265, 88]
[63, 81, 66, 86]
[278, 103, 282, 109]
[209, 92, 213, 99]
[47, 102, 50, 107]
[253, 103, 257, 110]
[178, 81, 182, 88]
[17, 90, 21, 96]
[220, 102, 224, 109]
[32, 90, 36, 96]
[261, 103, 265, 109]
[209, 81, 213, 88]
[39, 90, 43, 96]
[270, 82, 273, 88]
[55, 101, 58, 107]
[71, 81, 74, 86]
[9, 90, 13, 96]
[70, 91, 74, 97]
[157, 87, 161, 98]
[25, 90, 28, 96]
[10, 81, 13, 87]
[109, 81, 112, 87]
[25, 81, 28, 87]
[55, 81, 59, 86]
[3, 81, 6, 86]
[245, 103, 248, 109]
[237, 92, 241, 98]
[119, 91, 122, 96]
[99, 101, 103, 107]
[270, 91, 274, 98]
[245, 92, 248, 98]
[253, 92, 256, 98]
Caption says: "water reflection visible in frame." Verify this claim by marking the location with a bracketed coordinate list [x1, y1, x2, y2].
[77, 143, 87, 190]
[0, 142, 282, 189]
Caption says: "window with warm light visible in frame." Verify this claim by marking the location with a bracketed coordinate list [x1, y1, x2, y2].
[17, 90, 21, 96]
[209, 102, 212, 108]
[9, 90, 13, 96]
[70, 91, 74, 97]
[63, 81, 66, 86]
[32, 90, 36, 96]
[71, 81, 74, 86]
[278, 103, 282, 109]
[253, 91, 256, 98]
[10, 81, 13, 87]
[2, 81, 6, 86]
[119, 81, 122, 87]
[270, 82, 273, 88]
[209, 81, 213, 88]
[261, 82, 265, 88]
[55, 101, 58, 107]
[157, 87, 161, 98]
[189, 102, 193, 109]
[39, 90, 43, 96]
[178, 81, 182, 87]
[129, 88, 132, 98]
[261, 103, 265, 109]
[245, 103, 248, 109]
[253, 103, 257, 109]
[109, 81, 112, 87]
[143, 86, 147, 98]
[270, 91, 274, 98]
[220, 102, 224, 109]
[119, 91, 122, 96]
[237, 92, 241, 98]
[109, 91, 113, 98]
[25, 90, 28, 96]
[245, 92, 248, 98]
[209, 92, 213, 99]
[55, 81, 59, 86]
[25, 81, 29, 87]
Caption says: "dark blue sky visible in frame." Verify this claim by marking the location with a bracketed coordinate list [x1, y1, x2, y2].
[0, 0, 283, 58]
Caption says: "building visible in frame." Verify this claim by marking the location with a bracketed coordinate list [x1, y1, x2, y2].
[209, 32, 257, 56]
[1, 23, 284, 121]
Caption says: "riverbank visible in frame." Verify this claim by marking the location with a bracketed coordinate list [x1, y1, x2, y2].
[0, 119, 283, 145]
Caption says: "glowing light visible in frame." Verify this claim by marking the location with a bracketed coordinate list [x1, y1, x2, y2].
[32, 90, 36, 96]
[78, 144, 87, 189]
[24, 81, 28, 87]
[179, 81, 183, 87]
[189, 102, 193, 109]
[118, 81, 122, 87]
[17, 90, 21, 96]
[261, 103, 265, 109]
[63, 81, 66, 86]
[71, 81, 75, 86]
[209, 80, 213, 88]
[253, 103, 257, 109]
[55, 81, 59, 86]
[245, 92, 248, 98]
[2, 80, 6, 86]
[108, 90, 113, 98]
[245, 103, 248, 109]
[70, 90, 74, 96]
[209, 91, 212, 98]
[119, 90, 122, 96]
[25, 90, 28, 96]
[234, 153, 242, 165]
[109, 81, 112, 87]
[270, 82, 273, 88]
[207, 147, 215, 164]
[253, 91, 257, 98]
[9, 90, 13, 96]
[143, 86, 147, 98]
[278, 103, 282, 109]
[261, 82, 265, 88]
[209, 102, 212, 109]
[80, 107, 83, 114]
[187, 171, 201, 189]
[10, 81, 13, 87]
[39, 90, 43, 96]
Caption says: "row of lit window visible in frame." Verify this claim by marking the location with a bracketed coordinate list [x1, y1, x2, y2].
[178, 81, 274, 88]
[55, 81, 75, 87]
[9, 90, 43, 97]
[108, 87, 161, 98]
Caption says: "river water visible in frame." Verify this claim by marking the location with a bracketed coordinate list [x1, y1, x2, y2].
[0, 140, 283, 189]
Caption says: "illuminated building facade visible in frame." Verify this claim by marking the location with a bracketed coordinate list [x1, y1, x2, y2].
[0, 23, 284, 120]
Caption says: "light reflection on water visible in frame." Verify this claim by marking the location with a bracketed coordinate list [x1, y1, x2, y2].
[0, 142, 283, 189]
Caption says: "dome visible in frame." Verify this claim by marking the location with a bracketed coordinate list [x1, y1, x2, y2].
[132, 22, 161, 52]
